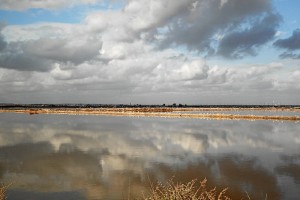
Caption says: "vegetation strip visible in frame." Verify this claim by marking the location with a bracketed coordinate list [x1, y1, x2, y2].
[1, 107, 300, 121]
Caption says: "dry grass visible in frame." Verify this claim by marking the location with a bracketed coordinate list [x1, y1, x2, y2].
[143, 178, 231, 200]
[1, 107, 300, 121]
[0, 184, 9, 200]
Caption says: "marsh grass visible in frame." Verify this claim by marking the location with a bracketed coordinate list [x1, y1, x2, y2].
[143, 178, 231, 200]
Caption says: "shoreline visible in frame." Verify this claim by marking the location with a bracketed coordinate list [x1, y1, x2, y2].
[1, 107, 300, 121]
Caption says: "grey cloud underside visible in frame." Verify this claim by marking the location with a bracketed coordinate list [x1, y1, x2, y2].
[149, 0, 280, 59]
[24, 37, 102, 65]
[0, 50, 53, 72]
[274, 29, 300, 59]
[279, 52, 300, 59]
[0, 33, 51, 71]
[0, 31, 51, 71]
[274, 29, 300, 50]
[0, 34, 102, 72]
[0, 24, 7, 51]
[0, 35, 6, 52]
[217, 13, 281, 58]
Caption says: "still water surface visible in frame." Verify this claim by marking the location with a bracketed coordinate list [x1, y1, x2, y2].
[175, 109, 300, 116]
[0, 113, 299, 200]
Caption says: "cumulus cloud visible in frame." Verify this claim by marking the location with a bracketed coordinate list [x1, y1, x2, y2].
[0, 0, 99, 10]
[24, 36, 102, 65]
[2, 23, 77, 42]
[0, 25, 102, 71]
[82, 0, 280, 59]
[274, 29, 300, 59]
[142, 0, 280, 58]
[123, 0, 190, 32]
[274, 29, 300, 50]
[278, 52, 300, 59]
[0, 26, 6, 52]
[0, 0, 298, 104]
[0, 0, 281, 71]
[217, 13, 281, 58]
[151, 59, 209, 83]
[0, 44, 53, 72]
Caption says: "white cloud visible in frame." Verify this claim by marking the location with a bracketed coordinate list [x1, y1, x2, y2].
[151, 59, 209, 83]
[0, 0, 99, 10]
[291, 70, 300, 80]
[50, 64, 72, 80]
[124, 0, 191, 32]
[2, 23, 78, 42]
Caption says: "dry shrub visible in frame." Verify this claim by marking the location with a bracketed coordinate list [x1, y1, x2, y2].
[0, 183, 10, 200]
[144, 178, 231, 200]
[0, 186, 6, 200]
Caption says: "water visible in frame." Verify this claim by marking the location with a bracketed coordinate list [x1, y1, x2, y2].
[175, 109, 300, 116]
[0, 113, 299, 200]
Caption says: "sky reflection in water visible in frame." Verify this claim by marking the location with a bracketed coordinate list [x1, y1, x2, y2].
[0, 113, 299, 200]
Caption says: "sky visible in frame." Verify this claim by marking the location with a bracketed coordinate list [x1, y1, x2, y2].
[0, 0, 299, 105]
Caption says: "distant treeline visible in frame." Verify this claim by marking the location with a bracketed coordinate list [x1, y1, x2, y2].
[0, 103, 299, 109]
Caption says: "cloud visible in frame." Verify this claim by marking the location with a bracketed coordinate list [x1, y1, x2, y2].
[278, 52, 300, 59]
[291, 70, 300, 81]
[123, 0, 191, 32]
[0, 0, 282, 73]
[0, 25, 102, 71]
[0, 45, 54, 72]
[217, 13, 281, 58]
[274, 29, 300, 59]
[151, 59, 209, 83]
[83, 0, 280, 59]
[0, 0, 99, 10]
[24, 36, 102, 65]
[0, 0, 298, 104]
[141, 0, 280, 58]
[0, 45, 297, 104]
[0, 23, 7, 52]
[0, 38, 6, 52]
[274, 29, 300, 50]
[2, 23, 77, 42]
